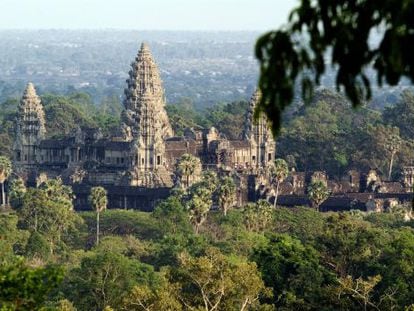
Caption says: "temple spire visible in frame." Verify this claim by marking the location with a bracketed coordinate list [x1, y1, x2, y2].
[243, 89, 262, 140]
[18, 82, 46, 139]
[243, 89, 276, 168]
[24, 82, 37, 98]
[123, 41, 165, 103]
[121, 42, 173, 186]
[140, 41, 150, 52]
[13, 82, 46, 167]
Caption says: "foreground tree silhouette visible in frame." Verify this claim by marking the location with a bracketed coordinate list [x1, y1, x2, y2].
[256, 0, 414, 135]
[0, 156, 12, 206]
[307, 180, 329, 211]
[271, 159, 289, 208]
[89, 186, 108, 245]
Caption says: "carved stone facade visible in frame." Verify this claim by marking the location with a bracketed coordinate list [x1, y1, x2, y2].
[12, 43, 276, 193]
[13, 83, 46, 172]
[403, 166, 414, 189]
[242, 90, 276, 168]
[121, 43, 174, 187]
[12, 42, 410, 212]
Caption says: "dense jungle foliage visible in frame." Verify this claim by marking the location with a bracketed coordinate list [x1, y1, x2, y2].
[0, 73, 414, 311]
[1, 177, 414, 310]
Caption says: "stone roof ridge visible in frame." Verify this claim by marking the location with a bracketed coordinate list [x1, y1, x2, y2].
[16, 82, 46, 139]
[24, 82, 37, 98]
[129, 42, 162, 95]
[20, 82, 43, 111]
[249, 89, 261, 110]
[140, 41, 151, 53]
[121, 41, 173, 143]
[242, 89, 262, 139]
[137, 41, 155, 62]
[21, 82, 42, 105]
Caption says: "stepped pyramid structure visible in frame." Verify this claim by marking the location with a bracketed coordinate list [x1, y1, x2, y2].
[12, 42, 280, 209]
[10, 42, 414, 212]
[13, 83, 46, 171]
[243, 90, 276, 168]
[121, 43, 173, 186]
[122, 42, 173, 141]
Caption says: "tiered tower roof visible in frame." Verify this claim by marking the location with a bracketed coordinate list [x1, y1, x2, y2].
[242, 89, 276, 168]
[122, 42, 173, 140]
[124, 43, 163, 106]
[121, 42, 173, 186]
[16, 82, 46, 141]
[243, 89, 272, 142]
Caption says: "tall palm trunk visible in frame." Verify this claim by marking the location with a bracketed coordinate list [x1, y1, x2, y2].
[96, 211, 100, 245]
[388, 152, 396, 180]
[273, 181, 280, 208]
[1, 182, 4, 206]
[34, 211, 38, 232]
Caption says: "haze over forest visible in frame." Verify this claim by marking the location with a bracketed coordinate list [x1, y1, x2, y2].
[0, 30, 411, 110]
[0, 30, 260, 108]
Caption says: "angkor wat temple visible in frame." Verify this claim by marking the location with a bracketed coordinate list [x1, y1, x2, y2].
[12, 43, 413, 211]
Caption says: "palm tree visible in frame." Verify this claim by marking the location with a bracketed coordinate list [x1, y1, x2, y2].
[383, 126, 401, 180]
[218, 176, 236, 216]
[88, 186, 108, 245]
[8, 177, 27, 209]
[176, 154, 202, 189]
[0, 156, 12, 206]
[307, 180, 330, 211]
[187, 183, 212, 234]
[271, 159, 289, 208]
[200, 170, 218, 193]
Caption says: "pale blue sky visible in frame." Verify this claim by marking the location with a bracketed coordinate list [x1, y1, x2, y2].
[0, 0, 297, 30]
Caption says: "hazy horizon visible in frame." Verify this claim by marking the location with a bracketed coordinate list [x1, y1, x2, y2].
[0, 0, 297, 31]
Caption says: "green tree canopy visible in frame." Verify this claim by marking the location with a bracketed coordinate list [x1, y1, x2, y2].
[0, 259, 64, 311]
[62, 252, 157, 311]
[307, 180, 330, 211]
[252, 234, 334, 309]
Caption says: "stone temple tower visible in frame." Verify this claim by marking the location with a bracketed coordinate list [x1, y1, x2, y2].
[121, 42, 173, 186]
[13, 83, 46, 171]
[243, 90, 276, 168]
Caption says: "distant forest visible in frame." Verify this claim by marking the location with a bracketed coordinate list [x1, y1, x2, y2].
[0, 30, 260, 108]
[0, 30, 411, 109]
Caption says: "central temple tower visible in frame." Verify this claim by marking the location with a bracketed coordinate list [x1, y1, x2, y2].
[243, 90, 276, 168]
[121, 42, 173, 186]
